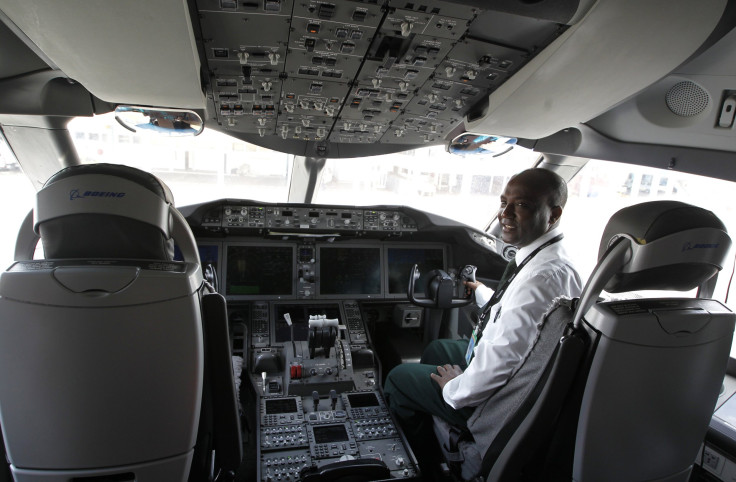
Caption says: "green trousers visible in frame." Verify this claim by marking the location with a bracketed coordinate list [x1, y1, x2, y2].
[384, 338, 475, 440]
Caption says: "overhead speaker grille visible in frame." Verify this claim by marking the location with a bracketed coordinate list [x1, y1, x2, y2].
[665, 81, 710, 117]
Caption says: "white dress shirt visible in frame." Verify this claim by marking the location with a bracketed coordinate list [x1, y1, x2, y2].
[442, 227, 583, 409]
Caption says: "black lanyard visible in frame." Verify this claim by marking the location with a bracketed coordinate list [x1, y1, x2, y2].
[476, 233, 564, 331]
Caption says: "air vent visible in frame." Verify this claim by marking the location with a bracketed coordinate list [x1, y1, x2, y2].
[665, 81, 709, 117]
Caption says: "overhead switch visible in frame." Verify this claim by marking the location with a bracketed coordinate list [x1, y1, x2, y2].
[318, 3, 335, 19]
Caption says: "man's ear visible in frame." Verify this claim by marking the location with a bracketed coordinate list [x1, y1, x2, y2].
[549, 206, 563, 225]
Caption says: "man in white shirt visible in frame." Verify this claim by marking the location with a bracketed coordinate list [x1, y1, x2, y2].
[383, 168, 583, 467]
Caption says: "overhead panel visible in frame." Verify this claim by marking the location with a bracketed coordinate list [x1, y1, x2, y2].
[198, 0, 293, 135]
[386, 0, 478, 21]
[195, 0, 567, 152]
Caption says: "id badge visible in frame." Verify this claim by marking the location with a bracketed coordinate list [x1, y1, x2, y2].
[465, 326, 479, 365]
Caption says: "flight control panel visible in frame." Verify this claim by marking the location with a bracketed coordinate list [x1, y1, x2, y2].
[181, 199, 506, 481]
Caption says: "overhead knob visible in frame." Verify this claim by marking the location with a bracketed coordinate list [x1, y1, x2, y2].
[400, 21, 413, 37]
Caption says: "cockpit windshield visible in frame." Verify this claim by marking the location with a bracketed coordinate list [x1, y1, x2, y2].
[68, 113, 540, 229]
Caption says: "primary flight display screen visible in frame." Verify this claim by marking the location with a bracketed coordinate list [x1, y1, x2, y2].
[387, 247, 445, 295]
[318, 246, 381, 297]
[225, 245, 294, 296]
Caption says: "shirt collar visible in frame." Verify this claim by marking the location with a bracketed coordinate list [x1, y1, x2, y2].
[514, 226, 563, 265]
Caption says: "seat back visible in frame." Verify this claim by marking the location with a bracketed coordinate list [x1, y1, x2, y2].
[0, 164, 207, 482]
[483, 304, 590, 481]
[572, 200, 735, 482]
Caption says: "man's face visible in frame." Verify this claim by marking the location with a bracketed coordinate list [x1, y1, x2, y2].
[497, 175, 558, 248]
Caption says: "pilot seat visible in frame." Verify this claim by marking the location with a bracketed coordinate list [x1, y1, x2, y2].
[0, 164, 242, 482]
[432, 200, 735, 481]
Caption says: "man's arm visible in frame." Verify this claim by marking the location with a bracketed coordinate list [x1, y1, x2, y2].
[443, 266, 581, 409]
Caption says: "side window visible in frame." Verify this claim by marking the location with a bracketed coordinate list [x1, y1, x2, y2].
[0, 135, 35, 264]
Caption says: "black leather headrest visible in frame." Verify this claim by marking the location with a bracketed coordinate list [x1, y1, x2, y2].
[600, 201, 730, 293]
[36, 164, 175, 260]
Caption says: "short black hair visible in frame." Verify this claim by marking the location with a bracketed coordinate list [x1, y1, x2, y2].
[513, 168, 568, 208]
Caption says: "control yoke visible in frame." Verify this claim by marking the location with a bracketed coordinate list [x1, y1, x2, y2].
[407, 264, 475, 309]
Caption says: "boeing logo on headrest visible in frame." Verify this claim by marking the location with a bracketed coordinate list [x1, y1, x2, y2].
[69, 189, 126, 201]
[682, 242, 719, 252]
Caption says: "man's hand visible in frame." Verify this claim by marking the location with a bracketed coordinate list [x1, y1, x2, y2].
[430, 364, 464, 390]
[463, 280, 483, 297]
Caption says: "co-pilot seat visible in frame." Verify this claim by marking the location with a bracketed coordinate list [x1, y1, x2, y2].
[434, 200, 735, 482]
[0, 164, 229, 482]
[493, 200, 735, 482]
[569, 200, 735, 481]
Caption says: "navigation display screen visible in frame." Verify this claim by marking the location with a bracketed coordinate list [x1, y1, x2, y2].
[225, 245, 294, 296]
[318, 246, 381, 297]
[387, 247, 445, 295]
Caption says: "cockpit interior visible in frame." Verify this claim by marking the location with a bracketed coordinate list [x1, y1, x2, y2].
[3, 0, 736, 481]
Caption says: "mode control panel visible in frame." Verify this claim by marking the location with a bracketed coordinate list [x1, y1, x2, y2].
[364, 210, 417, 231]
[223, 205, 266, 228]
[267, 206, 364, 230]
[211, 203, 419, 233]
